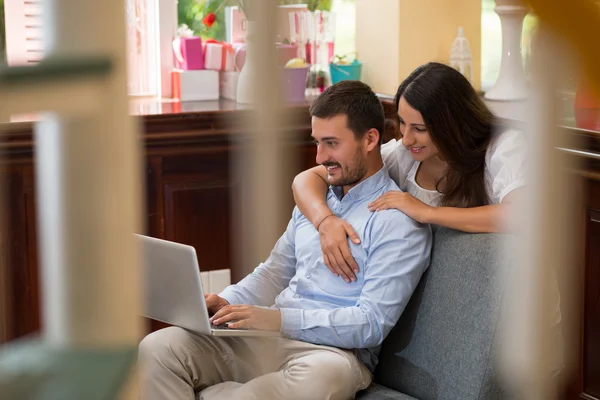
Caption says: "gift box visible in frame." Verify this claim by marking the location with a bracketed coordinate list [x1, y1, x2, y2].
[204, 40, 236, 72]
[171, 69, 219, 101]
[173, 37, 204, 70]
[220, 71, 240, 100]
[276, 43, 298, 66]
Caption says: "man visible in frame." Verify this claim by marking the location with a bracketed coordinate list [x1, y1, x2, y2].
[138, 81, 432, 400]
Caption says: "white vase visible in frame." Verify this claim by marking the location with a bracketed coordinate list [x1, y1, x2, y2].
[484, 0, 530, 101]
[236, 21, 257, 104]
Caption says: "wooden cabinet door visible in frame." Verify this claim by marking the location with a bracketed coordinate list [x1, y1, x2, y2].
[155, 149, 234, 274]
[583, 207, 600, 399]
[2, 165, 40, 340]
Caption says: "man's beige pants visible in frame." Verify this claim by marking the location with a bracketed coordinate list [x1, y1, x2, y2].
[138, 327, 372, 400]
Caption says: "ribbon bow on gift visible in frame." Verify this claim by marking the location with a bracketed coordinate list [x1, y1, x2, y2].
[204, 39, 236, 71]
[177, 24, 194, 38]
[172, 24, 200, 68]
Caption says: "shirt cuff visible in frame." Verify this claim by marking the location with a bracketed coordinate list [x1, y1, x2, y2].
[279, 308, 303, 339]
[218, 287, 242, 306]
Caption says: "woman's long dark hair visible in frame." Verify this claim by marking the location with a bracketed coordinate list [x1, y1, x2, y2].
[395, 62, 497, 208]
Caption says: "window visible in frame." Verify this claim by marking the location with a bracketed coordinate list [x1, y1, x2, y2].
[4, 0, 44, 66]
[330, 0, 355, 58]
[2, 0, 174, 98]
[178, 0, 227, 42]
[176, 0, 356, 59]
[126, 0, 159, 96]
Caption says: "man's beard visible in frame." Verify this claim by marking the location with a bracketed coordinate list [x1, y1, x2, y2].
[324, 147, 368, 187]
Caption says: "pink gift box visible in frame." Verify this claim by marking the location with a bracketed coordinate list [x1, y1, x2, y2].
[204, 41, 236, 72]
[173, 36, 204, 70]
[276, 43, 298, 66]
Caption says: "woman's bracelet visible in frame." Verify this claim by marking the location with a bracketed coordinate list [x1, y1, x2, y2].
[316, 213, 335, 232]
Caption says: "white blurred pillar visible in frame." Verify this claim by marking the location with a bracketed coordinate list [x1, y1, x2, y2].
[501, 24, 577, 399]
[233, 0, 289, 278]
[36, 0, 142, 351]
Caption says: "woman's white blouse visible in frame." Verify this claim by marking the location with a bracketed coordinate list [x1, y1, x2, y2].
[380, 129, 527, 206]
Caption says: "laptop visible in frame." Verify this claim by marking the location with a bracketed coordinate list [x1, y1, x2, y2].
[137, 234, 280, 337]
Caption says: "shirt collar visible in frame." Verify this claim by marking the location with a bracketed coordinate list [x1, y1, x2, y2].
[331, 167, 390, 201]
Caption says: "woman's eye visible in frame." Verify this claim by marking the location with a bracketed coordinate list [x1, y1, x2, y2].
[414, 127, 427, 132]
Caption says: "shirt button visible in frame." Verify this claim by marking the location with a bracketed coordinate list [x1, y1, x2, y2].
[294, 294, 300, 299]
[306, 274, 311, 279]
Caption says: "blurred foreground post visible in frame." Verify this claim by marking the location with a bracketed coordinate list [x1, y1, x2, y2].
[0, 0, 142, 398]
[232, 0, 290, 278]
[500, 24, 580, 399]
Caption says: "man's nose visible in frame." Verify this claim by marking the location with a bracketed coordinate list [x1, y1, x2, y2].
[315, 144, 328, 165]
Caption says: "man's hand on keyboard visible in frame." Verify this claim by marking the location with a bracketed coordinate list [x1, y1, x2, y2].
[205, 294, 230, 316]
[210, 305, 282, 331]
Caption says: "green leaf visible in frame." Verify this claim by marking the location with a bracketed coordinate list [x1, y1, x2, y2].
[306, 0, 318, 12]
[305, 0, 332, 12]
[316, 0, 332, 11]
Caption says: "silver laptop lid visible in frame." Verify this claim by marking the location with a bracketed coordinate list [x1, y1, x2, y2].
[137, 234, 212, 335]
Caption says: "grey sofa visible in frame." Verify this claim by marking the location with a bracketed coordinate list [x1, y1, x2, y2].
[356, 227, 513, 400]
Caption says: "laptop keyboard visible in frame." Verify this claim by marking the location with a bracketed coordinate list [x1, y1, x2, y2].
[211, 324, 232, 330]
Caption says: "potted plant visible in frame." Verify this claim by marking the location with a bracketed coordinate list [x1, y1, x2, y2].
[330, 52, 363, 84]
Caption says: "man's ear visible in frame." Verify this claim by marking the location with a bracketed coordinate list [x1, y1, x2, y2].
[364, 128, 380, 152]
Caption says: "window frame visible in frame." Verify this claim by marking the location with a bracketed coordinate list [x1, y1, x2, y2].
[155, 0, 177, 99]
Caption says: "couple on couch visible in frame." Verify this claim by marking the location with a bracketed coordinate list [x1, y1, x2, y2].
[138, 63, 527, 400]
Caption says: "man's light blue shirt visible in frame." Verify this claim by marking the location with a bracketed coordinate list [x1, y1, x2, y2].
[220, 167, 432, 371]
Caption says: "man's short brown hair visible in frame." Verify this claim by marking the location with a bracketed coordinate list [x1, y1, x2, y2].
[309, 80, 385, 146]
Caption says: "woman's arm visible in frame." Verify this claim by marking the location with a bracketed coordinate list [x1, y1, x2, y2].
[425, 190, 522, 233]
[369, 189, 522, 234]
[424, 204, 504, 233]
[292, 166, 361, 281]
[291, 165, 331, 227]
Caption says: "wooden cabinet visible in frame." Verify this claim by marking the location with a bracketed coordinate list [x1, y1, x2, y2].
[582, 184, 600, 399]
[559, 131, 600, 400]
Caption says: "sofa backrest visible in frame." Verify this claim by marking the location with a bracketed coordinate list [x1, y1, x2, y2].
[374, 226, 514, 400]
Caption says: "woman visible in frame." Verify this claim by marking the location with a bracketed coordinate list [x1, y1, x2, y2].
[292, 62, 527, 280]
